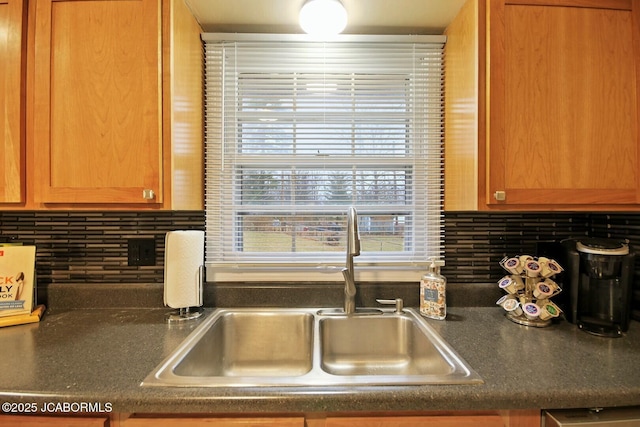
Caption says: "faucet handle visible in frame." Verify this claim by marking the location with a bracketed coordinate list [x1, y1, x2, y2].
[376, 298, 404, 314]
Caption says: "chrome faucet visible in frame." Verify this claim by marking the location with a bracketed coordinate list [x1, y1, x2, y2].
[342, 207, 360, 314]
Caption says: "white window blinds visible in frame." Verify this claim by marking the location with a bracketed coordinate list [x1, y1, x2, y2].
[204, 34, 445, 282]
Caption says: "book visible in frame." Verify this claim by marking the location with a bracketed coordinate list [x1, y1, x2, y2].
[0, 245, 37, 318]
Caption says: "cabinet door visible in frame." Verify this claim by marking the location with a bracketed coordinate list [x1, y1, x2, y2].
[487, 0, 640, 206]
[119, 416, 305, 427]
[0, 0, 26, 203]
[33, 0, 162, 204]
[325, 414, 506, 427]
[0, 414, 108, 426]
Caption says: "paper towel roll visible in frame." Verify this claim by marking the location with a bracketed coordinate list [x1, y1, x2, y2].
[164, 230, 204, 309]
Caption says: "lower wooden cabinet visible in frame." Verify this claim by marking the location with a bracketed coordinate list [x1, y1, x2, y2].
[325, 414, 505, 427]
[0, 410, 540, 426]
[113, 410, 539, 427]
[0, 414, 109, 426]
[115, 415, 305, 427]
[323, 410, 539, 427]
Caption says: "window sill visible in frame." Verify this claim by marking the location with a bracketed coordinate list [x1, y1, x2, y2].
[206, 264, 430, 283]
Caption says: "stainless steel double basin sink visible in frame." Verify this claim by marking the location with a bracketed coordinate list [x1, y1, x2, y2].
[142, 307, 482, 387]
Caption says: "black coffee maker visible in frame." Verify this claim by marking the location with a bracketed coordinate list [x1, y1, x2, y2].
[561, 238, 635, 337]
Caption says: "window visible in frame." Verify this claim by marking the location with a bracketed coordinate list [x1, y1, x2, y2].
[204, 34, 445, 282]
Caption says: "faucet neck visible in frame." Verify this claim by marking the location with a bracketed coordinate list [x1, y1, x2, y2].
[346, 207, 361, 257]
[343, 207, 360, 315]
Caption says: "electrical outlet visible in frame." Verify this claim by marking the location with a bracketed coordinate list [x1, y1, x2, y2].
[128, 238, 156, 266]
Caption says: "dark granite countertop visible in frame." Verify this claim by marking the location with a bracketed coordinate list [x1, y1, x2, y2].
[0, 301, 639, 414]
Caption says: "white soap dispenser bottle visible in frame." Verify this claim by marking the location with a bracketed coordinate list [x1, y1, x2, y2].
[420, 258, 447, 320]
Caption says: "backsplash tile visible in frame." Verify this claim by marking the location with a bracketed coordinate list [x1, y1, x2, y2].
[442, 212, 591, 282]
[590, 214, 640, 247]
[0, 210, 637, 316]
[0, 211, 204, 284]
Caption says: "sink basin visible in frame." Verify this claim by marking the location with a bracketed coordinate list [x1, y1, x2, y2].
[142, 307, 482, 387]
[320, 316, 454, 376]
[174, 311, 314, 377]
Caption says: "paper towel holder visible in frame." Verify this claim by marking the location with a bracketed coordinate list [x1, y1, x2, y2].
[166, 306, 204, 322]
[166, 265, 205, 323]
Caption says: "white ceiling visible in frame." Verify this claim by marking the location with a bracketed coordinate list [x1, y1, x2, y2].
[185, 0, 467, 35]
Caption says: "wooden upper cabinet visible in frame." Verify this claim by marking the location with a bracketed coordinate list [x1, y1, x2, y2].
[33, 0, 163, 204]
[488, 0, 640, 206]
[445, 0, 640, 210]
[0, 0, 27, 203]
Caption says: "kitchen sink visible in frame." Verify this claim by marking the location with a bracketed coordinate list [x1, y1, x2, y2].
[142, 307, 482, 387]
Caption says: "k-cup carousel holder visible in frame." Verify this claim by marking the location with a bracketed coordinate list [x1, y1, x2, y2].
[496, 255, 564, 328]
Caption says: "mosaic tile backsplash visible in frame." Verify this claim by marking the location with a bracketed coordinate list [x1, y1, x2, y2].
[0, 210, 638, 314]
[0, 211, 205, 284]
[441, 212, 591, 282]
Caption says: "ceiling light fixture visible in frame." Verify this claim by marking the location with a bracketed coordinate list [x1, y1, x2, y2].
[299, 0, 348, 37]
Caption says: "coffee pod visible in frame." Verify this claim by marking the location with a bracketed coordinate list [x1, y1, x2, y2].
[524, 260, 542, 277]
[536, 298, 550, 308]
[538, 257, 549, 275]
[501, 257, 523, 274]
[522, 302, 541, 320]
[542, 259, 563, 278]
[533, 282, 553, 299]
[544, 278, 562, 296]
[502, 298, 523, 316]
[519, 255, 533, 265]
[539, 301, 562, 320]
[496, 294, 516, 306]
[498, 276, 520, 294]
